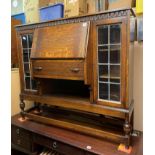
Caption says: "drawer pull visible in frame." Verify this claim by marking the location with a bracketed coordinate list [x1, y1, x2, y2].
[16, 129, 20, 134]
[34, 67, 43, 71]
[70, 68, 80, 73]
[17, 139, 21, 145]
[52, 141, 57, 149]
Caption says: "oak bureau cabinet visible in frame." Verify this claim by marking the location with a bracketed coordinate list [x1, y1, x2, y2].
[16, 8, 135, 149]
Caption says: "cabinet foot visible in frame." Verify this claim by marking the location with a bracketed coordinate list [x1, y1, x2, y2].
[123, 120, 132, 149]
[118, 143, 132, 154]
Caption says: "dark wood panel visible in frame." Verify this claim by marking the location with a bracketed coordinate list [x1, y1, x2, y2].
[11, 18, 21, 67]
[31, 22, 90, 59]
[33, 134, 86, 155]
[11, 126, 32, 151]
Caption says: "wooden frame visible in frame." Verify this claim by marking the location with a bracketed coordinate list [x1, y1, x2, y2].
[17, 29, 38, 95]
[93, 17, 128, 109]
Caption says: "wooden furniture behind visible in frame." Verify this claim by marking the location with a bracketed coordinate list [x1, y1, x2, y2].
[15, 8, 136, 148]
[12, 114, 143, 155]
[11, 18, 21, 67]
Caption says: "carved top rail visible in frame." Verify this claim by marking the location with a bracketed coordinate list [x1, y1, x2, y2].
[16, 8, 135, 31]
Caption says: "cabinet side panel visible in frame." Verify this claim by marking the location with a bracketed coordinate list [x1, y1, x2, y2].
[129, 43, 134, 106]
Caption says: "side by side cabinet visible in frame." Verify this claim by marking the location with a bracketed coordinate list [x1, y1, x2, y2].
[16, 8, 135, 148]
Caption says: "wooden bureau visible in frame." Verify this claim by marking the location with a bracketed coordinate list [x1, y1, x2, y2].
[15, 8, 136, 148]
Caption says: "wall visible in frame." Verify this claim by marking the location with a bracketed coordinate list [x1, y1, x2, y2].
[133, 41, 143, 131]
[11, 68, 33, 116]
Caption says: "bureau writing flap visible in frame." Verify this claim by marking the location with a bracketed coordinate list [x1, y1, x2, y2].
[31, 22, 90, 59]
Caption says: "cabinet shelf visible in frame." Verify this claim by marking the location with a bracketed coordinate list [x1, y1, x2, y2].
[98, 43, 121, 46]
[98, 48, 120, 52]
[24, 71, 30, 74]
[99, 74, 120, 79]
[99, 81, 120, 85]
[98, 63, 120, 65]
[99, 94, 120, 102]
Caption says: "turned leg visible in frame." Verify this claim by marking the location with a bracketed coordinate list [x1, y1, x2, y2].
[20, 100, 26, 120]
[123, 119, 132, 149]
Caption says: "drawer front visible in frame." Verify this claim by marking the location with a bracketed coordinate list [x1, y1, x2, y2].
[33, 134, 85, 155]
[12, 126, 30, 139]
[11, 126, 32, 151]
[31, 60, 84, 80]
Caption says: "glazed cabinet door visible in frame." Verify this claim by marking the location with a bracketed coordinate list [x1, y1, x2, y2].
[93, 19, 128, 108]
[17, 31, 38, 94]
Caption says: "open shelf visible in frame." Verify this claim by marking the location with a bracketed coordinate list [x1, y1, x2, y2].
[44, 93, 90, 103]
[40, 79, 90, 100]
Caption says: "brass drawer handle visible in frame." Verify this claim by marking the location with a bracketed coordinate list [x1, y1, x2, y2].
[52, 141, 57, 149]
[34, 67, 43, 71]
[16, 128, 20, 135]
[70, 68, 80, 73]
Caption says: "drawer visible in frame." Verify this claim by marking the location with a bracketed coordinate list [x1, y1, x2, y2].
[33, 134, 86, 155]
[11, 126, 32, 151]
[31, 60, 84, 80]
[12, 126, 30, 139]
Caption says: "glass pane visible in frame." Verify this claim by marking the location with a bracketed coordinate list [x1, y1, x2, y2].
[110, 65, 120, 80]
[98, 46, 108, 63]
[25, 72, 30, 77]
[31, 79, 37, 90]
[21, 33, 36, 91]
[99, 65, 108, 82]
[99, 83, 109, 100]
[24, 63, 30, 75]
[110, 50, 120, 64]
[110, 25, 120, 44]
[25, 77, 30, 89]
[98, 26, 108, 45]
[28, 34, 33, 48]
[22, 35, 28, 48]
[97, 24, 121, 103]
[28, 49, 31, 59]
[110, 84, 120, 101]
[23, 50, 29, 62]
[110, 45, 120, 64]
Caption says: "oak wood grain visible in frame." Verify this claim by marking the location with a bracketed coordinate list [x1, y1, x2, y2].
[31, 22, 90, 59]
[11, 18, 21, 67]
[31, 60, 84, 81]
